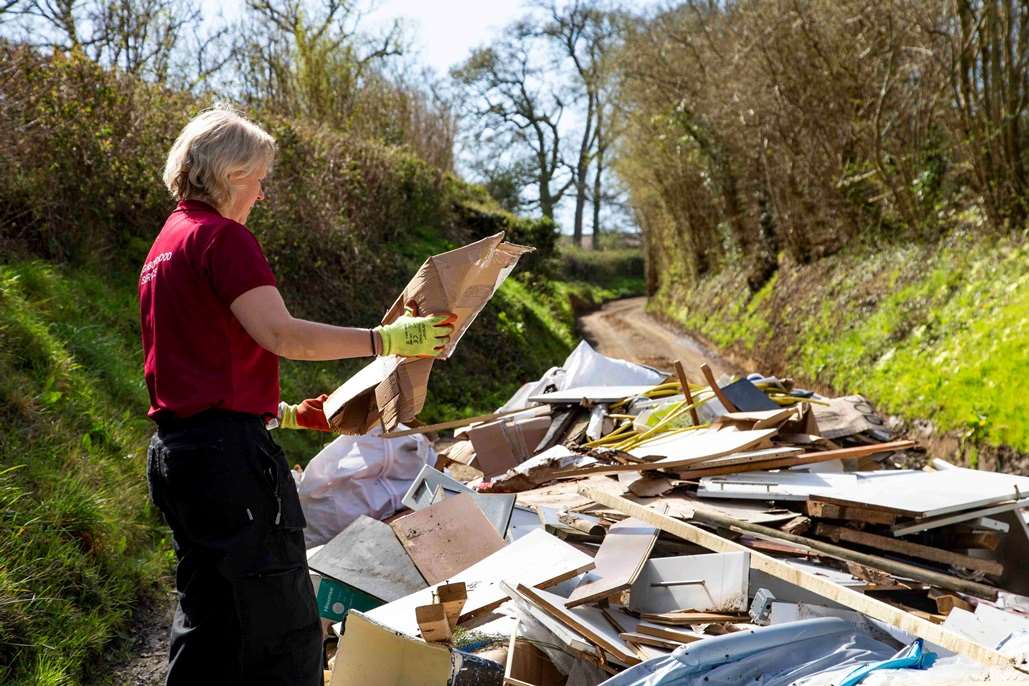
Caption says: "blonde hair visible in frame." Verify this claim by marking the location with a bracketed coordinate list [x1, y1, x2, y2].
[163, 105, 276, 209]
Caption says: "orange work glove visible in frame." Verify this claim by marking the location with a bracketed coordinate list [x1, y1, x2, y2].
[278, 394, 332, 432]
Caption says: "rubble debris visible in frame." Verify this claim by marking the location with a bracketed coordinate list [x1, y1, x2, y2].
[312, 347, 1029, 684]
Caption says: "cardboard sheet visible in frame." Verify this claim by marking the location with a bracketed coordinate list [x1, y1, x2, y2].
[324, 232, 532, 433]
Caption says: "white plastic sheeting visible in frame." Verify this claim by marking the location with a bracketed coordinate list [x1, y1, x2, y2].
[498, 340, 665, 413]
[298, 427, 436, 547]
[598, 618, 916, 686]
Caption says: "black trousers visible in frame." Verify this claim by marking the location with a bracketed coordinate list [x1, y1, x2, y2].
[147, 411, 322, 686]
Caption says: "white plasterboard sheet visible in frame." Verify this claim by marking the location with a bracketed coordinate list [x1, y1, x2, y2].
[943, 606, 1029, 650]
[698, 472, 859, 501]
[365, 528, 593, 636]
[817, 467, 1029, 518]
[530, 385, 657, 404]
[628, 428, 777, 467]
[629, 552, 749, 614]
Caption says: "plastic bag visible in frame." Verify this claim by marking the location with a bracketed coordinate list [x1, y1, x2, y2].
[298, 426, 436, 547]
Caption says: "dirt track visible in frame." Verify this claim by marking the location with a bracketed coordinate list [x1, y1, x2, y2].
[578, 297, 738, 379]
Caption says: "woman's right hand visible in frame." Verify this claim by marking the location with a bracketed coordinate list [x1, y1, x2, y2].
[374, 306, 456, 358]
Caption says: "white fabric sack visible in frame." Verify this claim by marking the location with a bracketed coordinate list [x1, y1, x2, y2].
[298, 426, 436, 547]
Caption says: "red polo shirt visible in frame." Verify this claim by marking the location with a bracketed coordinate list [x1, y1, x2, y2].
[139, 200, 279, 420]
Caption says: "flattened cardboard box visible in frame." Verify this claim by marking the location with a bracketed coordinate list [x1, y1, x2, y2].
[324, 232, 533, 434]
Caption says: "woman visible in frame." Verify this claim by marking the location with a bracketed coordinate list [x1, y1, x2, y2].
[139, 105, 453, 685]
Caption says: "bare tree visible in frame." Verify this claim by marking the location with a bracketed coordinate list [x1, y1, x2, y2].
[536, 0, 615, 245]
[452, 22, 573, 220]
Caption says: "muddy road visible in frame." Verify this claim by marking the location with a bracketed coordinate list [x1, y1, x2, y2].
[578, 296, 738, 379]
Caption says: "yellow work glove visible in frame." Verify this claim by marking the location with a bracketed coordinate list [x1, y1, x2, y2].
[374, 308, 456, 358]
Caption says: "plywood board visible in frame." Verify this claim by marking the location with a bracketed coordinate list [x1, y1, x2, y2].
[717, 408, 796, 430]
[629, 552, 749, 614]
[308, 515, 427, 602]
[391, 491, 507, 585]
[636, 622, 708, 644]
[517, 585, 640, 665]
[583, 486, 1016, 668]
[817, 467, 1029, 518]
[429, 486, 516, 539]
[530, 385, 656, 404]
[565, 518, 659, 608]
[627, 428, 777, 468]
[366, 528, 595, 637]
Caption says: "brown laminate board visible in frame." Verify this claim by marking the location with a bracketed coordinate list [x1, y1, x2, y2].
[390, 491, 507, 585]
[565, 517, 659, 608]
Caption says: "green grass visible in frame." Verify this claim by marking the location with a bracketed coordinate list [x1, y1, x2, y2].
[652, 230, 1029, 455]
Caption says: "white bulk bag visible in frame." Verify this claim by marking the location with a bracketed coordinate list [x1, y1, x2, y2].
[298, 426, 435, 547]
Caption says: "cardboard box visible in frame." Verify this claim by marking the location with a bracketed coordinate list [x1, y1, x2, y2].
[324, 232, 532, 434]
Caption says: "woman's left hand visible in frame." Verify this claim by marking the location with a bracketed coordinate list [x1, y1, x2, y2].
[278, 394, 332, 431]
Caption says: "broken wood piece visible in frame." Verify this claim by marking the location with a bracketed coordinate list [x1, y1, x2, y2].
[618, 631, 692, 650]
[806, 499, 899, 525]
[390, 491, 507, 585]
[504, 624, 565, 686]
[781, 516, 812, 536]
[716, 407, 797, 430]
[436, 582, 467, 627]
[930, 592, 974, 615]
[678, 440, 915, 480]
[636, 622, 707, 644]
[815, 523, 1004, 576]
[627, 475, 676, 498]
[565, 517, 660, 608]
[515, 584, 641, 665]
[535, 408, 578, 453]
[946, 531, 1002, 551]
[581, 486, 1015, 668]
[674, 361, 700, 425]
[415, 603, 452, 643]
[700, 363, 737, 412]
[637, 611, 750, 626]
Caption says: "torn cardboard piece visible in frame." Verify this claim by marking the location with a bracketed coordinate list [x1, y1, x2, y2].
[324, 232, 533, 434]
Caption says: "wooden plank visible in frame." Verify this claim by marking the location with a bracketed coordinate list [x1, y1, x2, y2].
[815, 467, 1029, 518]
[619, 631, 692, 650]
[636, 622, 707, 644]
[366, 529, 595, 637]
[565, 518, 659, 608]
[391, 491, 507, 585]
[638, 611, 749, 625]
[629, 552, 749, 614]
[674, 361, 700, 425]
[892, 497, 1029, 536]
[815, 523, 1004, 576]
[582, 486, 1016, 669]
[701, 363, 737, 412]
[516, 584, 641, 665]
[685, 446, 803, 469]
[681, 441, 915, 481]
[717, 408, 796, 430]
[806, 499, 899, 525]
[947, 531, 1002, 551]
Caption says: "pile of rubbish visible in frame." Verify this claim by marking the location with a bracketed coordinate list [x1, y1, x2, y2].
[300, 341, 1029, 686]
